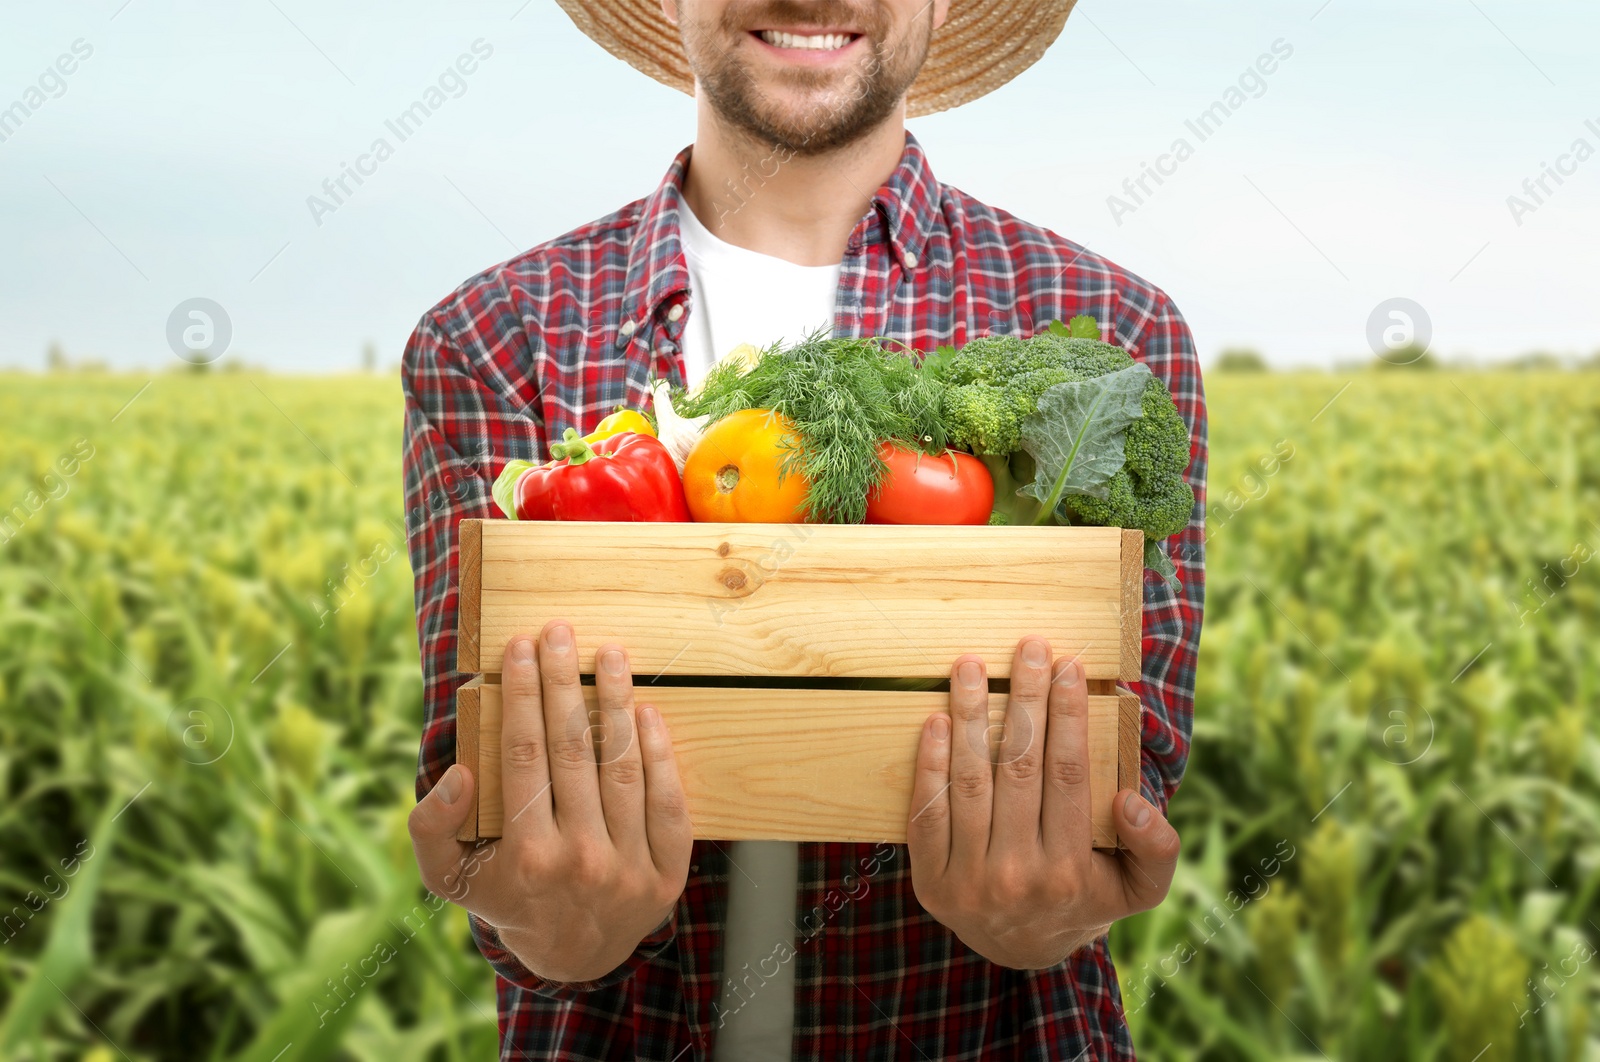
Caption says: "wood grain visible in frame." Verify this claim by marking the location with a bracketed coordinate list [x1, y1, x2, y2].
[1120, 528, 1144, 683]
[470, 520, 1132, 680]
[454, 677, 482, 842]
[457, 519, 483, 674]
[461, 683, 1123, 848]
[1117, 688, 1141, 849]
[476, 686, 503, 838]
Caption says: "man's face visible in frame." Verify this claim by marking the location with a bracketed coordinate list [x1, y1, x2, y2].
[666, 0, 947, 156]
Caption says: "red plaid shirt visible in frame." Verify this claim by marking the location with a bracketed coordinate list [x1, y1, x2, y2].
[401, 132, 1207, 1061]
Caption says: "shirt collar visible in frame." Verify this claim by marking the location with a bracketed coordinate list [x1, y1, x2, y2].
[615, 130, 943, 349]
[615, 145, 695, 350]
[867, 130, 942, 272]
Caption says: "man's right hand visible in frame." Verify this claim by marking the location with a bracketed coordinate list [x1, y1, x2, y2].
[408, 620, 694, 984]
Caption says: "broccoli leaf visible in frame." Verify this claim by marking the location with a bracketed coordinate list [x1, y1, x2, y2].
[1018, 364, 1150, 523]
[1144, 538, 1182, 592]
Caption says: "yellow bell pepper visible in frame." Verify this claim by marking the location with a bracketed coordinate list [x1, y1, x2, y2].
[584, 408, 655, 444]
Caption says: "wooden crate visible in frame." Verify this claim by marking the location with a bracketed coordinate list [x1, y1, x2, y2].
[453, 519, 1144, 848]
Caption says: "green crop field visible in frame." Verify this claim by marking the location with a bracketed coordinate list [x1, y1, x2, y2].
[1, 370, 1596, 1061]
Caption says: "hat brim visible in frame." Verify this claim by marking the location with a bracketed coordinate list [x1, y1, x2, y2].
[554, 0, 1076, 119]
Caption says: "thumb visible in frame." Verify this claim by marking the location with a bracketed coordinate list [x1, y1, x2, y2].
[408, 765, 478, 900]
[1112, 789, 1181, 912]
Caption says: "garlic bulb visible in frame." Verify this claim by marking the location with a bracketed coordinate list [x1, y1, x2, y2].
[651, 379, 709, 473]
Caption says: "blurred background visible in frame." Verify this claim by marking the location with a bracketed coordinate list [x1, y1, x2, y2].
[2, 1, 1597, 1060]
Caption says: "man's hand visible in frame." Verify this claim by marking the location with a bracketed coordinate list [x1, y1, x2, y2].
[407, 620, 694, 983]
[906, 638, 1181, 969]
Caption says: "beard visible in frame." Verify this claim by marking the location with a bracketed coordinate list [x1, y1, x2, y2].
[678, 1, 932, 157]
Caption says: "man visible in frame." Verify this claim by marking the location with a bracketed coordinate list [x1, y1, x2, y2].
[403, 0, 1206, 1058]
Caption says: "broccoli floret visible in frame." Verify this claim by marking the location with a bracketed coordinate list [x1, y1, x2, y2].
[1063, 462, 1194, 541]
[934, 324, 1195, 541]
[935, 335, 1084, 456]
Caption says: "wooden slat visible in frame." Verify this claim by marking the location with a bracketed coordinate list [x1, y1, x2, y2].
[470, 520, 1131, 680]
[1117, 688, 1141, 849]
[454, 677, 482, 842]
[461, 684, 1122, 848]
[457, 518, 483, 674]
[1120, 529, 1144, 683]
[476, 687, 503, 838]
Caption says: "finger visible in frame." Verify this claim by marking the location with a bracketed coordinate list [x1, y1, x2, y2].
[988, 637, 1051, 856]
[593, 644, 646, 856]
[538, 620, 606, 836]
[906, 712, 953, 882]
[1041, 656, 1093, 864]
[499, 634, 555, 839]
[1098, 789, 1182, 916]
[946, 654, 993, 870]
[408, 764, 477, 903]
[637, 704, 694, 880]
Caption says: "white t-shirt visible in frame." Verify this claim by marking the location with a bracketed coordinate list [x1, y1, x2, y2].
[677, 201, 840, 379]
[675, 198, 841, 1062]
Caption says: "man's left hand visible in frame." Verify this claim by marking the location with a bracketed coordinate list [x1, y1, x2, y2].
[906, 638, 1182, 969]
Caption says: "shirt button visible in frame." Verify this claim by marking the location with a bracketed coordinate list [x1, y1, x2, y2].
[619, 320, 636, 337]
[690, 864, 699, 873]
[667, 304, 684, 322]
[903, 252, 919, 269]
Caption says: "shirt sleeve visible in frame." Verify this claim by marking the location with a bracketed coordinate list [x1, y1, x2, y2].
[401, 309, 676, 996]
[468, 911, 679, 1001]
[1124, 294, 1207, 816]
[401, 309, 516, 805]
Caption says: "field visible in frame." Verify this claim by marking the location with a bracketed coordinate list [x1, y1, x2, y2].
[1, 370, 1596, 1061]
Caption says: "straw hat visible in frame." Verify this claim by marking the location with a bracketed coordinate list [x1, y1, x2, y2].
[553, 0, 1077, 118]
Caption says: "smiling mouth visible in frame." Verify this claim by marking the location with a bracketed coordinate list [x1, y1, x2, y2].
[754, 29, 862, 51]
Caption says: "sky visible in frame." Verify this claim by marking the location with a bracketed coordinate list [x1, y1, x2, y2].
[1, 0, 1596, 371]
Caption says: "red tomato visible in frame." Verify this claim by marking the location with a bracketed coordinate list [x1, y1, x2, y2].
[865, 443, 995, 525]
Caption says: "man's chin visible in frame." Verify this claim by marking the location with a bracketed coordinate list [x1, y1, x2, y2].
[736, 114, 860, 157]
[743, 88, 874, 145]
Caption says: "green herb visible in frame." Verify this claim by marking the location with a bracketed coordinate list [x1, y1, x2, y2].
[677, 331, 947, 523]
[1049, 315, 1103, 340]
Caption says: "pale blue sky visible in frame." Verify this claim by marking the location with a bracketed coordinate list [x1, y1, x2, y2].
[1, 0, 1596, 370]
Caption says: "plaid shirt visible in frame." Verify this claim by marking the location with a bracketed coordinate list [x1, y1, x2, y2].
[401, 131, 1207, 1061]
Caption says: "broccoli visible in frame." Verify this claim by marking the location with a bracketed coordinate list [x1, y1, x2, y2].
[933, 337, 1076, 455]
[932, 319, 1195, 543]
[1059, 368, 1194, 540]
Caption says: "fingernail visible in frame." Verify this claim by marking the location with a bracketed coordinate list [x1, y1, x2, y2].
[511, 637, 536, 665]
[546, 623, 572, 651]
[1022, 639, 1048, 668]
[1124, 791, 1151, 828]
[957, 660, 984, 690]
[600, 648, 625, 675]
[1053, 659, 1080, 688]
[437, 765, 461, 805]
[931, 714, 950, 741]
[639, 705, 660, 729]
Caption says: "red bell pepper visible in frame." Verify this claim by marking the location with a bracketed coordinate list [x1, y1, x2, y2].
[492, 429, 691, 522]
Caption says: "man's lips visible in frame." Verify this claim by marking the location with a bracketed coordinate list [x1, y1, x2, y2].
[747, 28, 866, 62]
